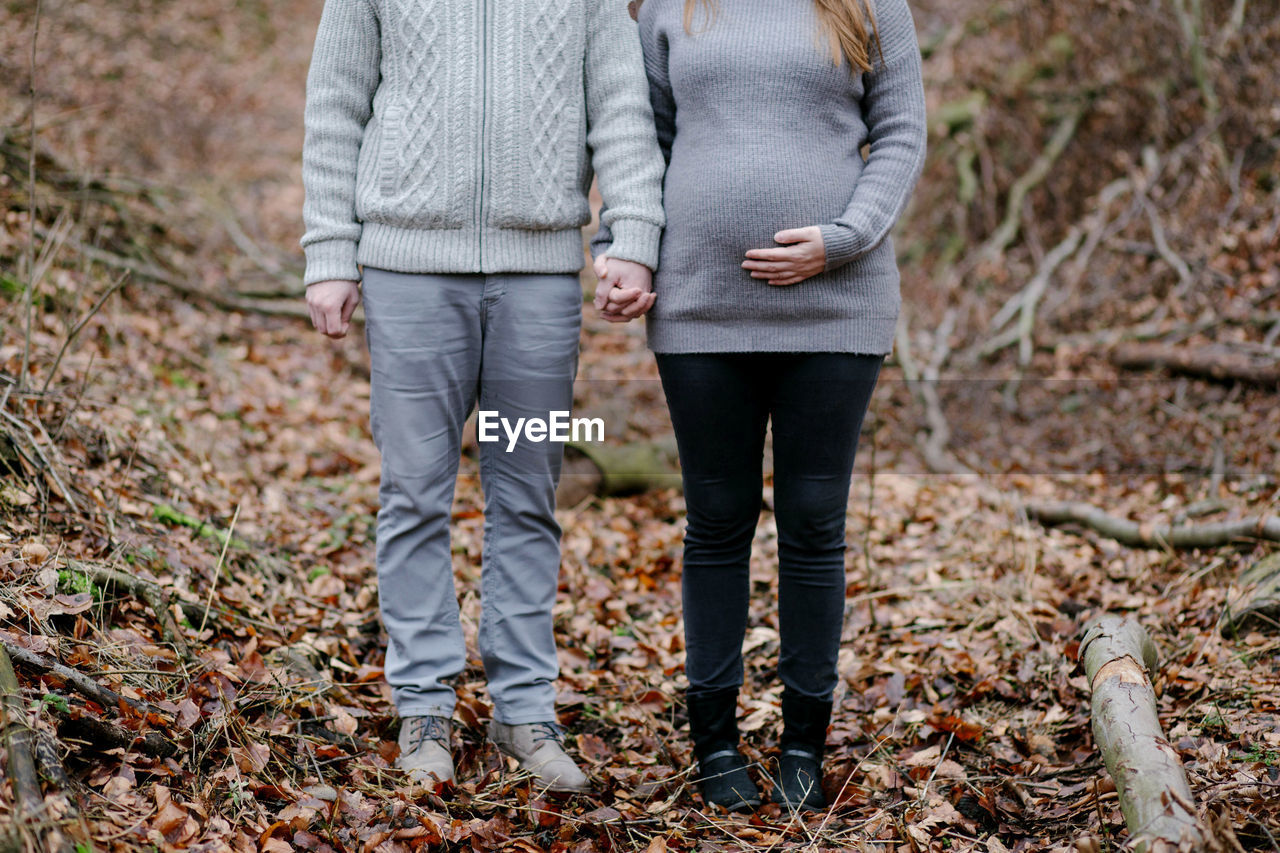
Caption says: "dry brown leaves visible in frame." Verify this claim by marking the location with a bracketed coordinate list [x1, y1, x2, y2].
[1, 0, 1278, 850]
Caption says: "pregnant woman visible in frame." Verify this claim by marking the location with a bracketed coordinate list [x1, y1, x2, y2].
[596, 0, 926, 813]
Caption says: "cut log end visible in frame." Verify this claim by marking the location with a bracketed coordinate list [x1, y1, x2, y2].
[1079, 616, 1206, 852]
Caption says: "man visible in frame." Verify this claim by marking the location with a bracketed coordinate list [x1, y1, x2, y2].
[300, 0, 664, 791]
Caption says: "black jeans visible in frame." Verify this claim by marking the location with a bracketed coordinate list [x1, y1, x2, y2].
[656, 352, 882, 701]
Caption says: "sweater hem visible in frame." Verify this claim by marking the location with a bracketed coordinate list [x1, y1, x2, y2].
[357, 222, 587, 275]
[646, 315, 899, 356]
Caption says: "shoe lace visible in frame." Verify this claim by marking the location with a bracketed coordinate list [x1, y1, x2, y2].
[529, 721, 564, 745]
[407, 716, 450, 750]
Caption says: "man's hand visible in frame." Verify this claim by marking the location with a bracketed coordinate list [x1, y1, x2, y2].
[306, 279, 361, 338]
[743, 226, 826, 286]
[592, 255, 656, 323]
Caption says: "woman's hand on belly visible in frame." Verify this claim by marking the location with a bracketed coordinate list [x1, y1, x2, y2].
[742, 226, 826, 287]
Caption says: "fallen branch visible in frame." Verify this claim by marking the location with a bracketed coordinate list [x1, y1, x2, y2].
[1170, 0, 1228, 176]
[979, 103, 1087, 262]
[0, 636, 169, 722]
[37, 225, 316, 322]
[1051, 310, 1280, 355]
[895, 312, 972, 475]
[41, 270, 128, 396]
[31, 728, 80, 853]
[1080, 617, 1204, 851]
[65, 561, 192, 660]
[1221, 551, 1280, 636]
[556, 440, 681, 508]
[152, 503, 246, 550]
[32, 729, 70, 789]
[0, 642, 44, 823]
[1111, 342, 1280, 387]
[1142, 199, 1195, 296]
[1027, 501, 1280, 548]
[1059, 178, 1135, 295]
[979, 226, 1084, 363]
[54, 710, 178, 759]
[20, 0, 42, 387]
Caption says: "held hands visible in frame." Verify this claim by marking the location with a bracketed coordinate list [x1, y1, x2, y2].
[306, 279, 361, 339]
[743, 226, 826, 286]
[592, 256, 656, 323]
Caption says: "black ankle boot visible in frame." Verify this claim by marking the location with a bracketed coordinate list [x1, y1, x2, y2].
[774, 692, 833, 811]
[687, 688, 760, 811]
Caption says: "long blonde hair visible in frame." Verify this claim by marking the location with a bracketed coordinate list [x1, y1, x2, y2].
[682, 0, 881, 73]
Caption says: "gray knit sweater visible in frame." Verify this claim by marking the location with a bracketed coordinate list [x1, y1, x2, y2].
[301, 0, 666, 285]
[633, 0, 927, 354]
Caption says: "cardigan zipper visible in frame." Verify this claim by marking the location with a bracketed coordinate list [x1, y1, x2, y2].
[475, 0, 489, 269]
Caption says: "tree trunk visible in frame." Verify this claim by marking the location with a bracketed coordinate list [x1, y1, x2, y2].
[1080, 617, 1204, 852]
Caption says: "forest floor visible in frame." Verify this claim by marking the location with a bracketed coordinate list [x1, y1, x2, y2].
[1, 0, 1278, 851]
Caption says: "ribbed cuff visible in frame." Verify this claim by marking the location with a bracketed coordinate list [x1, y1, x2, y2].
[303, 238, 361, 286]
[818, 223, 869, 272]
[587, 222, 613, 261]
[600, 218, 662, 270]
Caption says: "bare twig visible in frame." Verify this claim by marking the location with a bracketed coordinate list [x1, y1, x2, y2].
[979, 103, 1087, 262]
[1017, 227, 1083, 366]
[1221, 0, 1248, 43]
[862, 411, 878, 627]
[0, 409, 81, 513]
[979, 227, 1084, 362]
[1142, 200, 1194, 295]
[65, 561, 193, 661]
[21, 0, 43, 387]
[200, 503, 241, 634]
[917, 731, 955, 807]
[895, 312, 970, 475]
[41, 271, 128, 396]
[206, 191, 301, 282]
[1170, 0, 1228, 175]
[152, 501, 288, 583]
[35, 225, 316, 322]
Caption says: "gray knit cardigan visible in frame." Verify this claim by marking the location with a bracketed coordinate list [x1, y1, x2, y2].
[301, 0, 667, 285]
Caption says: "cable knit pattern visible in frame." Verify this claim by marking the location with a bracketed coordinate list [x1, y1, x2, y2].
[385, 0, 448, 220]
[526, 0, 577, 224]
[626, 0, 928, 354]
[301, 0, 665, 284]
[487, 0, 586, 230]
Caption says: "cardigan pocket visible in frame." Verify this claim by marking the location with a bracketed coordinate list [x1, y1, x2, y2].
[365, 99, 469, 229]
[486, 105, 588, 231]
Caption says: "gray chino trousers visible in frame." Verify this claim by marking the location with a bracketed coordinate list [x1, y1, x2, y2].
[362, 267, 581, 724]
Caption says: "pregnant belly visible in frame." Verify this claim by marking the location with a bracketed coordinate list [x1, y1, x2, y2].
[661, 151, 860, 271]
